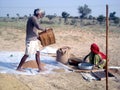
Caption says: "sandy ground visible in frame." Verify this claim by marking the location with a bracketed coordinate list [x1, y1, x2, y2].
[0, 25, 120, 90]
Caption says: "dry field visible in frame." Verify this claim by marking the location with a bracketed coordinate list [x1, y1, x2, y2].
[0, 24, 120, 90]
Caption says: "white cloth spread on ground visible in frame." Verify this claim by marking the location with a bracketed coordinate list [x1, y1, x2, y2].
[0, 47, 71, 75]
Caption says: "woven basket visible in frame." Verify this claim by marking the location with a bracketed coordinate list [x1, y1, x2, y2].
[38, 28, 55, 47]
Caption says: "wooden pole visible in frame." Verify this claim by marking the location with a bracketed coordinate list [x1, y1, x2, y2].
[106, 4, 109, 90]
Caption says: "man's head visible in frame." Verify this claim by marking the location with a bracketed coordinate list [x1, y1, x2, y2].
[34, 8, 45, 18]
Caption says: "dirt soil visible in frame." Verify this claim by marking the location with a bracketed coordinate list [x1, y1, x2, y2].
[0, 26, 120, 90]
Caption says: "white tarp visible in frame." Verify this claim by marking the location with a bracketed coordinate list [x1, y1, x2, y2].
[0, 47, 70, 75]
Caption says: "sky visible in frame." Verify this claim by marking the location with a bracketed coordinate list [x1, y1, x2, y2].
[0, 0, 120, 17]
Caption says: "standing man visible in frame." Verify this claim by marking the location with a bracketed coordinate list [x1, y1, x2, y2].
[17, 8, 46, 72]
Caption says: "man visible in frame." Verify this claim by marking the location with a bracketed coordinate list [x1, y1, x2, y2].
[16, 8, 46, 72]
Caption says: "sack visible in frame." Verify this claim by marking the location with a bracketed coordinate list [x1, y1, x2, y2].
[38, 28, 55, 47]
[56, 46, 71, 64]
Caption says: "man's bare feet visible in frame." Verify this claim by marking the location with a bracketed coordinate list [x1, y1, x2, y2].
[37, 68, 47, 72]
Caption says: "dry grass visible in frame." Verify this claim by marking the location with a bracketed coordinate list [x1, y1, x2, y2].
[0, 24, 120, 90]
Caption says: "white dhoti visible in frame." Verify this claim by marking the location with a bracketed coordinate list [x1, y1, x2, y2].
[25, 40, 41, 56]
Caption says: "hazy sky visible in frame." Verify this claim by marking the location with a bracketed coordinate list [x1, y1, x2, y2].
[0, 0, 120, 17]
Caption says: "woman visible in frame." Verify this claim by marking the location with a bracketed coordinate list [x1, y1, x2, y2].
[83, 43, 106, 69]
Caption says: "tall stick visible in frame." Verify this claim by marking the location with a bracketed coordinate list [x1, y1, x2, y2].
[106, 4, 109, 90]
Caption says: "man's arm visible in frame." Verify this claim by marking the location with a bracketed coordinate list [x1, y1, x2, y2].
[32, 17, 45, 31]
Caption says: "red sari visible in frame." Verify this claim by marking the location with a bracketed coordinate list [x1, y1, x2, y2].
[89, 43, 106, 68]
[90, 43, 106, 60]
